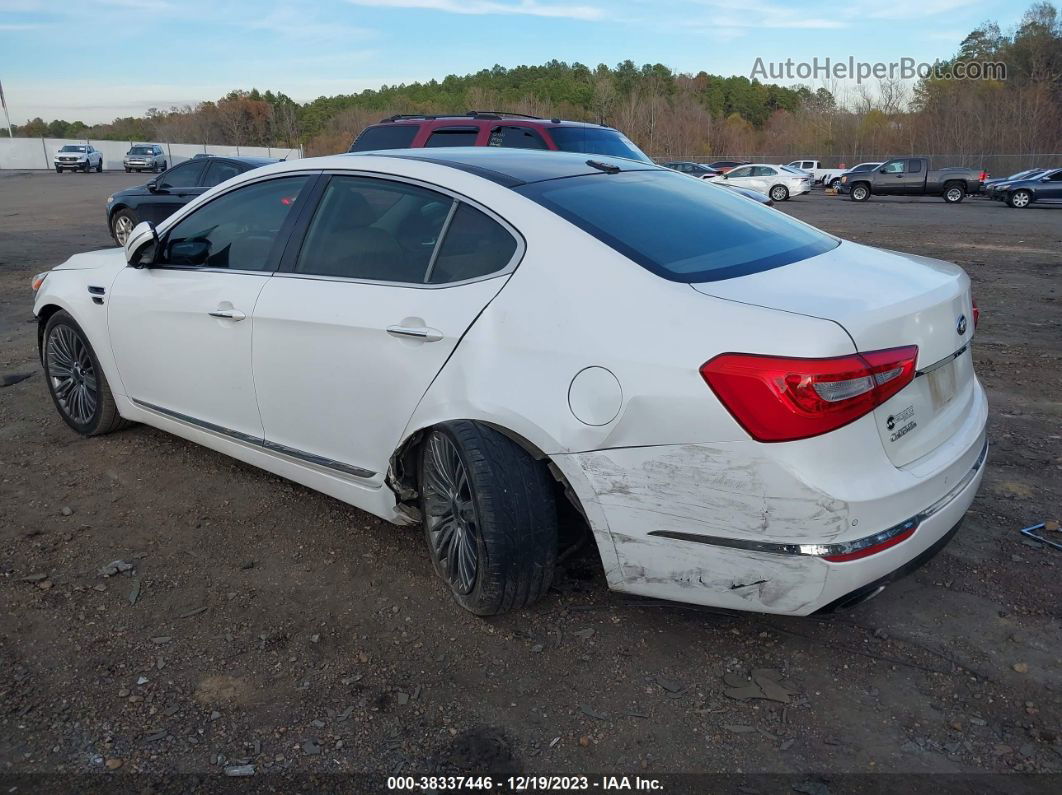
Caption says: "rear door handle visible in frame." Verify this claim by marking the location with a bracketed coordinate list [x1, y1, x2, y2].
[387, 325, 443, 342]
[209, 308, 246, 321]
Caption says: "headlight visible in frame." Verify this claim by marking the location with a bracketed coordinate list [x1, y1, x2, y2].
[31, 272, 48, 295]
[841, 176, 847, 183]
[107, 195, 114, 204]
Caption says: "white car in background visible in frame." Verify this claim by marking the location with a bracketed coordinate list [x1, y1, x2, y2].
[54, 144, 103, 173]
[723, 163, 811, 201]
[31, 148, 987, 617]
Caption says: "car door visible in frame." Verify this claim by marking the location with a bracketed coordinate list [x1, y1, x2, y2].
[137, 159, 208, 225]
[1037, 168, 1062, 200]
[898, 158, 927, 194]
[724, 165, 756, 190]
[251, 173, 521, 482]
[108, 173, 313, 441]
[875, 159, 906, 194]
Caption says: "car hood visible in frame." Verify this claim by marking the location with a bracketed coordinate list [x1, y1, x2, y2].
[110, 184, 152, 201]
[53, 248, 126, 271]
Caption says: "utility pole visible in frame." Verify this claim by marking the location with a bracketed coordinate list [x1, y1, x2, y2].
[0, 79, 13, 138]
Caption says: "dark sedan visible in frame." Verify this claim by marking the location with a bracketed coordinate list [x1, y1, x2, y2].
[661, 161, 721, 179]
[106, 156, 279, 245]
[991, 167, 1062, 208]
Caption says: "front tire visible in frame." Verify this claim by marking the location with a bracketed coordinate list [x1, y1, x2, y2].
[110, 208, 138, 246]
[43, 311, 129, 436]
[55, 166, 62, 173]
[769, 184, 789, 202]
[1009, 189, 1032, 208]
[419, 422, 557, 615]
[850, 183, 870, 202]
[829, 177, 841, 188]
[96, 159, 103, 173]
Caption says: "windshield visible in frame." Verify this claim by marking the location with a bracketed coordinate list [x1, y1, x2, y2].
[129, 146, 154, 155]
[547, 127, 652, 164]
[516, 169, 838, 283]
[60, 145, 87, 152]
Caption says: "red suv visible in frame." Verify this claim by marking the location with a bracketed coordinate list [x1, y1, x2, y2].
[349, 111, 653, 163]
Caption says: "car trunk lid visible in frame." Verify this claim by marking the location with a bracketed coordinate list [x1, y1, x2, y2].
[691, 240, 976, 467]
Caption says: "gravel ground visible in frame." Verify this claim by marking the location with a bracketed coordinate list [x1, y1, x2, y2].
[1, 170, 1060, 789]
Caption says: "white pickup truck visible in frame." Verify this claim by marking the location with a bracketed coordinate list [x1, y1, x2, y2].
[785, 160, 845, 186]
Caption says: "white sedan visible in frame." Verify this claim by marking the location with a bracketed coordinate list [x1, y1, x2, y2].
[722, 163, 811, 201]
[32, 148, 987, 616]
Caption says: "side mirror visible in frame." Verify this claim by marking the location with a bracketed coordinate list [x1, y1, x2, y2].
[147, 179, 161, 192]
[125, 221, 160, 268]
[879, 168, 888, 173]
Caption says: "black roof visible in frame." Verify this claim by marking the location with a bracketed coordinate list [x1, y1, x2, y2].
[359, 147, 659, 187]
[191, 154, 280, 165]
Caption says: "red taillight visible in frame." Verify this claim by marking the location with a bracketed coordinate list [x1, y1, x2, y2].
[700, 346, 919, 442]
[822, 526, 916, 562]
[972, 298, 980, 329]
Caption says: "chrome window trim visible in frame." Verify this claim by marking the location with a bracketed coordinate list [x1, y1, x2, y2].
[280, 168, 527, 289]
[131, 398, 376, 480]
[648, 437, 987, 558]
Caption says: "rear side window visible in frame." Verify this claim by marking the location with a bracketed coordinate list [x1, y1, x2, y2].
[295, 176, 452, 283]
[350, 124, 419, 152]
[425, 127, 479, 147]
[907, 159, 923, 173]
[488, 125, 547, 150]
[516, 169, 838, 283]
[427, 204, 517, 284]
[547, 127, 652, 163]
[204, 160, 242, 187]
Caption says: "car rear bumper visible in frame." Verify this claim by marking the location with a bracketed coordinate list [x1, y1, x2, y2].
[559, 384, 988, 615]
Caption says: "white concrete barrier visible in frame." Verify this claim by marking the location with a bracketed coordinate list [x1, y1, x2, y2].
[0, 137, 302, 170]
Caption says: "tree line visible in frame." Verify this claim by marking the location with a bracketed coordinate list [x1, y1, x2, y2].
[5, 2, 1059, 171]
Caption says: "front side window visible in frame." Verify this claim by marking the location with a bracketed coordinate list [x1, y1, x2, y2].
[427, 204, 517, 284]
[425, 127, 479, 147]
[160, 175, 309, 270]
[488, 126, 547, 150]
[516, 169, 838, 283]
[295, 176, 452, 283]
[158, 161, 205, 189]
[881, 160, 904, 174]
[547, 126, 652, 164]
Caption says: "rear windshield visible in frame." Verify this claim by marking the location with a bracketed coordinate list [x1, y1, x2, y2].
[350, 124, 419, 152]
[547, 127, 652, 164]
[516, 169, 838, 282]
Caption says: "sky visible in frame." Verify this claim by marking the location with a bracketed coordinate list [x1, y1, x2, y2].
[0, 0, 1034, 125]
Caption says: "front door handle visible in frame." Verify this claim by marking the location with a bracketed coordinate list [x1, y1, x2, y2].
[209, 308, 246, 321]
[387, 325, 443, 342]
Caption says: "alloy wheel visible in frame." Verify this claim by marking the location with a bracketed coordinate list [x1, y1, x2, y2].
[47, 325, 98, 425]
[113, 215, 134, 245]
[422, 433, 480, 595]
[946, 187, 963, 202]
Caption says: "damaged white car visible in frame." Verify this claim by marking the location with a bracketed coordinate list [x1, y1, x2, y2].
[31, 148, 988, 616]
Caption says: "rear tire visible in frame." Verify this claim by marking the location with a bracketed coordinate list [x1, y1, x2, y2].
[943, 182, 965, 203]
[418, 421, 557, 615]
[1008, 189, 1032, 208]
[850, 183, 870, 202]
[769, 184, 789, 202]
[42, 310, 130, 436]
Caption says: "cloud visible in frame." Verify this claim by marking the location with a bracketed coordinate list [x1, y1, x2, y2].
[841, 0, 974, 20]
[250, 6, 374, 41]
[345, 0, 603, 21]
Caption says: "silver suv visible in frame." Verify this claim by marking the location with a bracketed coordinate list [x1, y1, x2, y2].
[123, 144, 167, 173]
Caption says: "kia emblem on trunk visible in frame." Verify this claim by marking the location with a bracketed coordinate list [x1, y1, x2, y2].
[956, 314, 967, 335]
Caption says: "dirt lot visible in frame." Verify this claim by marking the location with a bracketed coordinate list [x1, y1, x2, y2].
[1, 171, 1060, 789]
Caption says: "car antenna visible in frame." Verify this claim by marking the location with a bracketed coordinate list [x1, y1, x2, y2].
[586, 159, 621, 174]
